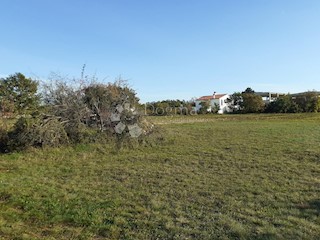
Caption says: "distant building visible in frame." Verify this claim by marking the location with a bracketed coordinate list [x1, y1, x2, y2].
[255, 92, 286, 104]
[255, 91, 320, 103]
[195, 93, 231, 114]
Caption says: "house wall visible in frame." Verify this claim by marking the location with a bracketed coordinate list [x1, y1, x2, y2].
[209, 99, 219, 112]
[217, 95, 231, 114]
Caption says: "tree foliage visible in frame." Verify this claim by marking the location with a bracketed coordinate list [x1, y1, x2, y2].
[226, 92, 243, 113]
[242, 92, 265, 113]
[198, 101, 210, 114]
[227, 88, 264, 113]
[145, 99, 195, 116]
[265, 92, 320, 113]
[265, 95, 301, 113]
[243, 87, 255, 94]
[293, 92, 320, 113]
[0, 73, 39, 115]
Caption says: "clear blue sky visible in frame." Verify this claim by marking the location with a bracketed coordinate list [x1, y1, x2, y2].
[1, 0, 320, 102]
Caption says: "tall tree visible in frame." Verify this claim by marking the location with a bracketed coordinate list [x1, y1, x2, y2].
[240, 87, 264, 113]
[227, 88, 264, 113]
[243, 87, 255, 94]
[0, 73, 39, 115]
[242, 92, 265, 113]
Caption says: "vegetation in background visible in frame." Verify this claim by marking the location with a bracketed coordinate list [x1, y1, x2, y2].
[264, 92, 320, 113]
[226, 88, 265, 113]
[144, 99, 195, 116]
[293, 91, 320, 112]
[226, 92, 242, 113]
[265, 95, 301, 113]
[197, 100, 210, 114]
[228, 88, 320, 114]
[241, 88, 265, 113]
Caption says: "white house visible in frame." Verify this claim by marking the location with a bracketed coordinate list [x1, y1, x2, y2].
[195, 93, 231, 114]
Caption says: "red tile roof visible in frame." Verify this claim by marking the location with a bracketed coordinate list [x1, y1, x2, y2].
[197, 94, 227, 101]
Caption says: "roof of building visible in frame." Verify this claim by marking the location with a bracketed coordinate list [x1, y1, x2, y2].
[196, 94, 227, 101]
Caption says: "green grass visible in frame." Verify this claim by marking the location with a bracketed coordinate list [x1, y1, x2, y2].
[1, 114, 320, 239]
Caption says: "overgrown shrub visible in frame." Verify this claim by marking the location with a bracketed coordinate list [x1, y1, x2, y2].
[6, 116, 69, 151]
[0, 69, 161, 153]
[1, 74, 156, 152]
[0, 73, 40, 116]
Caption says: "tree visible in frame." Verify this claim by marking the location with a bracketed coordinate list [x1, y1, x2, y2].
[240, 88, 264, 113]
[0, 73, 39, 115]
[226, 92, 243, 113]
[293, 92, 320, 112]
[227, 88, 264, 113]
[198, 101, 210, 114]
[265, 95, 301, 113]
[0, 98, 14, 117]
[243, 87, 255, 94]
[242, 92, 265, 113]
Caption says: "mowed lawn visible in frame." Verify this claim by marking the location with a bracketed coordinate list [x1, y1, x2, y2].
[0, 114, 320, 239]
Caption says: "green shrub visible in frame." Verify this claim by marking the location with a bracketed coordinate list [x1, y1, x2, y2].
[7, 116, 69, 151]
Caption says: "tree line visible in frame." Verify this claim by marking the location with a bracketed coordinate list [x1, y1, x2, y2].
[144, 100, 195, 116]
[226, 87, 320, 114]
[148, 87, 320, 115]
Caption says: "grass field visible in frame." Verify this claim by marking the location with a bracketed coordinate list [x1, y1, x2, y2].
[0, 114, 320, 239]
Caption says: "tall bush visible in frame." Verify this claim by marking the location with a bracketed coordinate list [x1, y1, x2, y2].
[0, 73, 40, 115]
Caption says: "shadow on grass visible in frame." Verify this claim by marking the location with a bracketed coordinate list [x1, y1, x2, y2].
[297, 199, 320, 217]
[308, 200, 320, 213]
